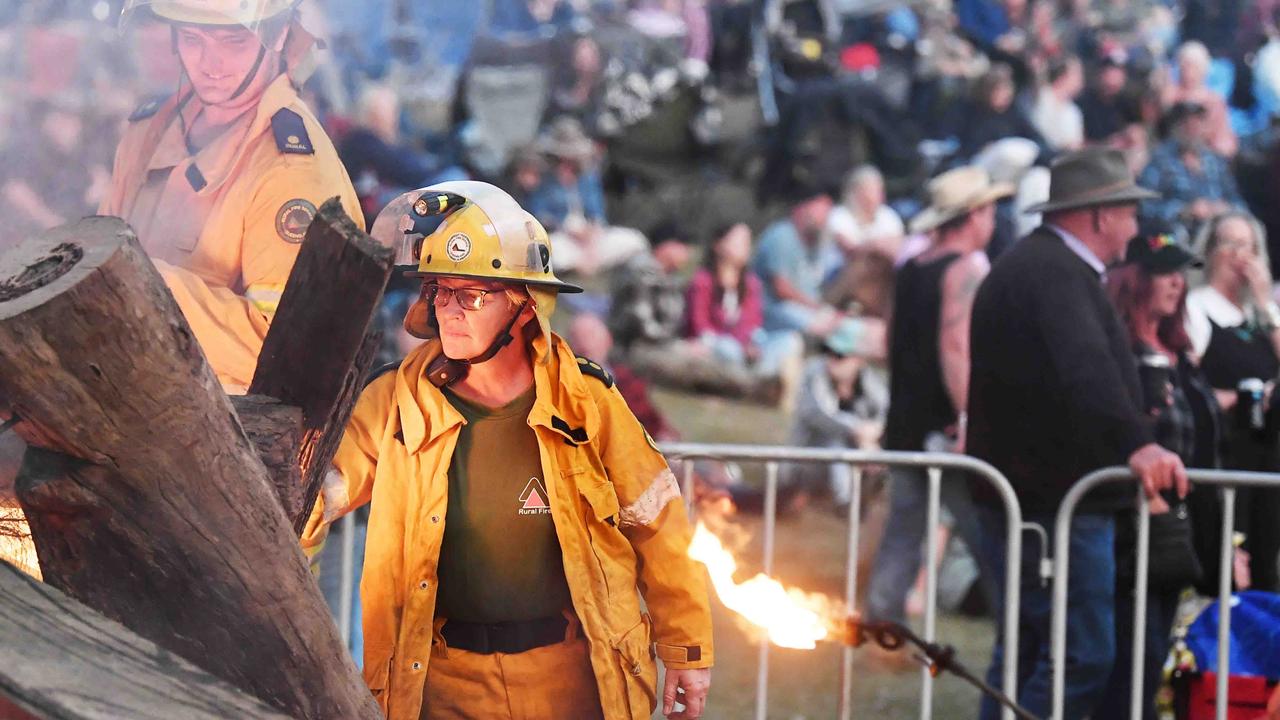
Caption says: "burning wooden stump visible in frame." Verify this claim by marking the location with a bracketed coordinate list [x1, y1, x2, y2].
[0, 203, 391, 720]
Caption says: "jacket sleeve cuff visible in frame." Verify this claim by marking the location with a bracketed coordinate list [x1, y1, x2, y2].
[655, 642, 714, 669]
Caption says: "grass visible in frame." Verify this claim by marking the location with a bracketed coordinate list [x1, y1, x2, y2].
[651, 387, 997, 719]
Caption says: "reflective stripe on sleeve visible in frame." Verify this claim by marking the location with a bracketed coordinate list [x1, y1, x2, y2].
[618, 468, 680, 529]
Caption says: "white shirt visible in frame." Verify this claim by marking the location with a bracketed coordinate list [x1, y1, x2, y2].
[826, 204, 904, 250]
[1046, 224, 1106, 276]
[1031, 89, 1084, 151]
[1185, 285, 1249, 358]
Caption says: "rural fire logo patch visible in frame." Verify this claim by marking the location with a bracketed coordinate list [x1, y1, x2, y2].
[446, 233, 472, 262]
[275, 198, 317, 243]
[518, 477, 551, 515]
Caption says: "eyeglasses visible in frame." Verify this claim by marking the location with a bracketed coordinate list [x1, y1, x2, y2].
[427, 284, 496, 312]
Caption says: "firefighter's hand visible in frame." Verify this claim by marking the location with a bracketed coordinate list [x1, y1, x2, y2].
[663, 667, 711, 719]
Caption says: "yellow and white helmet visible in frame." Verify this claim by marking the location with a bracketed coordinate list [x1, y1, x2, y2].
[121, 0, 298, 32]
[371, 181, 581, 346]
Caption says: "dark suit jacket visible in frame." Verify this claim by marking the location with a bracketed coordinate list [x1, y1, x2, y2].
[968, 227, 1154, 514]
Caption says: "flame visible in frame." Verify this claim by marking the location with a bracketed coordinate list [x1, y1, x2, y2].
[688, 520, 835, 649]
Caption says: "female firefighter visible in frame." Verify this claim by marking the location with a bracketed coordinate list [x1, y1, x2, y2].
[303, 181, 713, 719]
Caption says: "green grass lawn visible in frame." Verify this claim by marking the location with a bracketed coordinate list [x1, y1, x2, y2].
[652, 387, 997, 719]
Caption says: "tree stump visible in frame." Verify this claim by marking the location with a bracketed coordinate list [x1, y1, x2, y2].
[250, 197, 393, 532]
[0, 559, 292, 720]
[0, 218, 378, 720]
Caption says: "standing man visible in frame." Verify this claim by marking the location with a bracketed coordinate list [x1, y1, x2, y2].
[867, 166, 1011, 627]
[103, 0, 364, 392]
[303, 181, 713, 719]
[968, 149, 1189, 719]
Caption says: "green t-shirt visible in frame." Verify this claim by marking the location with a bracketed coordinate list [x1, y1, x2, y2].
[435, 385, 573, 623]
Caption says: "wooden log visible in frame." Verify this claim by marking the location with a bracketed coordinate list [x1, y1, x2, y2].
[230, 395, 304, 519]
[0, 218, 378, 720]
[249, 197, 393, 532]
[0, 560, 290, 720]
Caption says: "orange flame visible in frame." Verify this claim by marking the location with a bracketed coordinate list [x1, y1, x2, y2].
[687, 520, 840, 649]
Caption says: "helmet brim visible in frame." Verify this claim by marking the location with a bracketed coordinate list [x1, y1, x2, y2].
[401, 267, 584, 294]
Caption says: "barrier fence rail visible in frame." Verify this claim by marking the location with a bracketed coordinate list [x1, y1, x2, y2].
[660, 442, 1036, 720]
[1049, 467, 1280, 720]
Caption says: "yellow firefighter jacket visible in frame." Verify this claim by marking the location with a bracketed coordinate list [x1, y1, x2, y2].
[302, 333, 714, 720]
[99, 74, 364, 392]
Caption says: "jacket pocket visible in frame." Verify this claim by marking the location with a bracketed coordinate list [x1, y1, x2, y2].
[363, 645, 393, 714]
[610, 614, 658, 716]
[578, 477, 621, 526]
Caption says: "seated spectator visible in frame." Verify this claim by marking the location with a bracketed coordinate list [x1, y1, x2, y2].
[526, 117, 648, 275]
[547, 35, 606, 130]
[1080, 49, 1132, 143]
[608, 220, 693, 350]
[825, 165, 905, 259]
[785, 323, 888, 512]
[822, 167, 899, 321]
[504, 146, 547, 208]
[1030, 54, 1085, 151]
[1164, 40, 1237, 158]
[338, 84, 464, 223]
[685, 222, 804, 381]
[1138, 102, 1244, 227]
[953, 63, 1049, 160]
[753, 183, 886, 359]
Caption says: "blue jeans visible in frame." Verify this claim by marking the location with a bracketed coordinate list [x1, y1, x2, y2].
[1094, 588, 1180, 720]
[976, 507, 1117, 720]
[866, 465, 991, 623]
[703, 331, 803, 378]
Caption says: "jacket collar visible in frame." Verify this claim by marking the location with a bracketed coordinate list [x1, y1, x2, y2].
[146, 74, 301, 195]
[393, 333, 600, 454]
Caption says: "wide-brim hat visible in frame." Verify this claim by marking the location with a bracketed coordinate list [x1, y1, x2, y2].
[1024, 148, 1159, 214]
[537, 116, 596, 163]
[909, 166, 1014, 233]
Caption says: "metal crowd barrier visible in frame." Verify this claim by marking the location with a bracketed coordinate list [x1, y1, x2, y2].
[661, 442, 1034, 720]
[1049, 467, 1280, 720]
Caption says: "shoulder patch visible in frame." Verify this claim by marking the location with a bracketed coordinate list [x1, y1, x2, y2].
[270, 108, 314, 154]
[275, 198, 318, 243]
[128, 94, 170, 122]
[575, 356, 614, 389]
[365, 360, 402, 389]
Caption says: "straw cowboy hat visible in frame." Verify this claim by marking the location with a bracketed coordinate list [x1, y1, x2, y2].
[1024, 147, 1159, 214]
[910, 166, 1014, 233]
[536, 116, 596, 163]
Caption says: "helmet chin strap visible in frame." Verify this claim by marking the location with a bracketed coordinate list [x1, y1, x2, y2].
[427, 302, 528, 388]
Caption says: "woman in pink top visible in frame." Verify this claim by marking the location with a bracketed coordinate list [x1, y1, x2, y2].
[685, 222, 803, 378]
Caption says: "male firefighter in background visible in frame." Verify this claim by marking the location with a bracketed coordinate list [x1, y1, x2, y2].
[303, 181, 713, 719]
[102, 0, 363, 392]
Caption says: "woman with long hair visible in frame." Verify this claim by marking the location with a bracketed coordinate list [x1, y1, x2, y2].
[1098, 221, 1219, 720]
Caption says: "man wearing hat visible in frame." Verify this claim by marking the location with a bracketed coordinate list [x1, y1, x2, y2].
[526, 117, 647, 275]
[967, 148, 1189, 719]
[867, 166, 1010, 628]
[1137, 100, 1243, 227]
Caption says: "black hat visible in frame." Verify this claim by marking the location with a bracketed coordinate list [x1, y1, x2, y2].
[1161, 101, 1208, 133]
[1124, 219, 1201, 273]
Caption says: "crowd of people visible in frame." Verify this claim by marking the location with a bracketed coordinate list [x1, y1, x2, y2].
[5, 0, 1280, 717]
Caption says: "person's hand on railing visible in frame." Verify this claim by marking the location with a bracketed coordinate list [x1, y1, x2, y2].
[1127, 442, 1189, 515]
